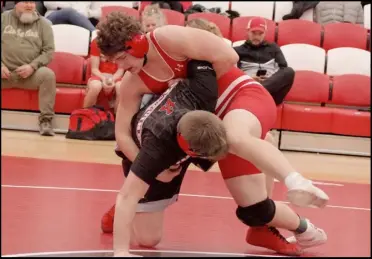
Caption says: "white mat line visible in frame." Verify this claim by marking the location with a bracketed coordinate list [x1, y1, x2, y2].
[2, 184, 369, 211]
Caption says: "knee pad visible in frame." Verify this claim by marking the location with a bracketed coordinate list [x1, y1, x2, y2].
[236, 198, 276, 227]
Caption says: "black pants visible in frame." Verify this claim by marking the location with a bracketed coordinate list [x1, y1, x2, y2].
[262, 67, 295, 105]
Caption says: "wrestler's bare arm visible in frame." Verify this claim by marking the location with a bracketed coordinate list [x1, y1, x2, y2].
[114, 172, 149, 256]
[116, 72, 149, 162]
[156, 25, 239, 78]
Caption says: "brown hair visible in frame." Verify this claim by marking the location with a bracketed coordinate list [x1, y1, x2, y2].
[96, 11, 142, 57]
[186, 18, 223, 38]
[141, 4, 167, 29]
[178, 110, 228, 158]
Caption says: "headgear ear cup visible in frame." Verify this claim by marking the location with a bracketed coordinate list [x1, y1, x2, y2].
[125, 34, 149, 58]
[177, 133, 198, 157]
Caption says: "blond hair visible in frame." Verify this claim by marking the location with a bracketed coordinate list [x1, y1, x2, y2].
[186, 18, 223, 38]
[178, 110, 228, 158]
[141, 4, 167, 30]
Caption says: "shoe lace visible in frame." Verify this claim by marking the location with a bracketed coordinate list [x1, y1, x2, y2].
[268, 226, 290, 244]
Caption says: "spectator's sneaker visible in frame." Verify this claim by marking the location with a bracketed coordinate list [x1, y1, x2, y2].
[246, 226, 302, 256]
[39, 119, 54, 136]
[101, 205, 115, 233]
[286, 219, 327, 249]
[285, 173, 329, 208]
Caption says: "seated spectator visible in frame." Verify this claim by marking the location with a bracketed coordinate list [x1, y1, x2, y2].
[234, 17, 294, 105]
[314, 1, 364, 26]
[1, 1, 56, 136]
[2, 1, 46, 15]
[83, 38, 124, 113]
[186, 18, 223, 37]
[142, 3, 167, 33]
[43, 1, 96, 31]
[151, 1, 184, 13]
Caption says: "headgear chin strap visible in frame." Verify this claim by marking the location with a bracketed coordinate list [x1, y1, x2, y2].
[125, 34, 149, 58]
[177, 133, 198, 157]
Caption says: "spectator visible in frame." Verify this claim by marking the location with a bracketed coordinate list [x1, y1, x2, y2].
[234, 17, 294, 105]
[151, 1, 184, 13]
[83, 38, 124, 113]
[141, 3, 167, 33]
[2, 1, 46, 15]
[282, 1, 319, 20]
[1, 1, 56, 136]
[43, 1, 96, 31]
[314, 2, 364, 26]
[186, 18, 223, 37]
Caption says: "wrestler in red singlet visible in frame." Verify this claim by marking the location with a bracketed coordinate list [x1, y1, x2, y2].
[138, 31, 188, 94]
[141, 30, 277, 180]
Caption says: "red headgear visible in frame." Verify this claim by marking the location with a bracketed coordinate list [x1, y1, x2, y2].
[125, 34, 149, 58]
[177, 133, 198, 157]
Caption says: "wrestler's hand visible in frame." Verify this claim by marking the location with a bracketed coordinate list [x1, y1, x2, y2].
[156, 164, 181, 183]
[252, 76, 261, 82]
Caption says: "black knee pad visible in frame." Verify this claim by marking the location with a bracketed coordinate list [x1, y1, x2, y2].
[236, 198, 276, 227]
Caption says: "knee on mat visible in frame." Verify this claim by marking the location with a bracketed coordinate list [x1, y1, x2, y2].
[236, 198, 276, 227]
[264, 132, 275, 146]
[137, 232, 162, 248]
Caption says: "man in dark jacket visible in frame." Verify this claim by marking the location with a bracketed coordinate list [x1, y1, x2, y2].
[234, 17, 295, 105]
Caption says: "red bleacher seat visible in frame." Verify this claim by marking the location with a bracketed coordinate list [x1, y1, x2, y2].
[330, 74, 370, 107]
[1, 88, 32, 110]
[162, 9, 185, 26]
[231, 16, 275, 43]
[101, 6, 140, 20]
[277, 20, 322, 47]
[285, 71, 330, 103]
[47, 52, 85, 85]
[328, 74, 370, 137]
[323, 23, 369, 51]
[187, 13, 231, 39]
[282, 71, 332, 133]
[29, 88, 85, 114]
[274, 104, 283, 129]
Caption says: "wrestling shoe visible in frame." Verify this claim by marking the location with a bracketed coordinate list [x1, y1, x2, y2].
[286, 219, 327, 249]
[246, 226, 302, 256]
[101, 204, 115, 233]
[285, 172, 329, 208]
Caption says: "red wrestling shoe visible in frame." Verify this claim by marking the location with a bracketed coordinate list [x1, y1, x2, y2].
[246, 226, 302, 256]
[101, 205, 115, 233]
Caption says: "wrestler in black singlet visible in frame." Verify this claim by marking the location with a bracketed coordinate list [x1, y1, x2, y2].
[115, 59, 219, 205]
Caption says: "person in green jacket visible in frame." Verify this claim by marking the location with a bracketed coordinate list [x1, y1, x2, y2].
[1, 1, 56, 136]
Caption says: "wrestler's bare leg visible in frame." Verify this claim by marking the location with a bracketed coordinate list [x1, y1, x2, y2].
[223, 109, 329, 208]
[263, 132, 276, 198]
[130, 211, 164, 247]
[222, 109, 327, 251]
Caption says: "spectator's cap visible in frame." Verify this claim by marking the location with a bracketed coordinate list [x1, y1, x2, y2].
[247, 17, 267, 33]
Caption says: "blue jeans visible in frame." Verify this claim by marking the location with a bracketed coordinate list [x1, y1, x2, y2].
[47, 8, 95, 32]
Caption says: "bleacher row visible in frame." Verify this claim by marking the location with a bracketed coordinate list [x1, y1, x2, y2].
[1, 2, 370, 139]
[50, 10, 371, 57]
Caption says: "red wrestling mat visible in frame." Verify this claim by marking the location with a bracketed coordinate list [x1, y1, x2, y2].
[1, 156, 370, 257]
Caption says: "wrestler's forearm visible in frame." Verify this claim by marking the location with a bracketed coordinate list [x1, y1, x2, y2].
[115, 103, 140, 162]
[117, 135, 140, 162]
[113, 193, 137, 255]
